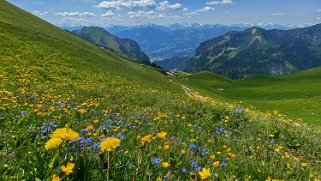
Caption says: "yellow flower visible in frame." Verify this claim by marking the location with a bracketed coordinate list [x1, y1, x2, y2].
[293, 156, 299, 161]
[52, 128, 79, 141]
[100, 137, 121, 152]
[136, 135, 141, 140]
[269, 134, 274, 138]
[180, 149, 186, 154]
[210, 155, 216, 160]
[86, 125, 94, 130]
[157, 131, 167, 139]
[198, 167, 211, 180]
[301, 162, 308, 169]
[213, 161, 220, 167]
[161, 162, 170, 168]
[140, 134, 152, 143]
[163, 145, 170, 150]
[78, 109, 87, 114]
[52, 174, 60, 181]
[45, 138, 62, 150]
[61, 162, 75, 175]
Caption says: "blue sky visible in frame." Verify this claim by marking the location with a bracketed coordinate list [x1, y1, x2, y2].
[7, 0, 321, 26]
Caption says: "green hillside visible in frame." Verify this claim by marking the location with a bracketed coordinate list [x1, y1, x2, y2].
[72, 27, 150, 64]
[1, 1, 321, 181]
[180, 68, 321, 125]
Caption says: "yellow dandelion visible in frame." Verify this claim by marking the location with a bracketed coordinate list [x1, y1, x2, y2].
[78, 109, 87, 114]
[52, 174, 60, 181]
[180, 149, 186, 154]
[100, 137, 121, 152]
[293, 156, 299, 161]
[198, 167, 211, 180]
[301, 162, 308, 169]
[86, 125, 94, 130]
[61, 162, 75, 175]
[45, 138, 63, 150]
[140, 134, 152, 143]
[163, 145, 170, 150]
[161, 162, 170, 168]
[52, 128, 79, 141]
[210, 155, 216, 160]
[157, 131, 167, 139]
[213, 161, 220, 167]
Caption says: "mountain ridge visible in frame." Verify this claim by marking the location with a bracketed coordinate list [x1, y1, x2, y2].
[72, 26, 150, 64]
[185, 24, 321, 79]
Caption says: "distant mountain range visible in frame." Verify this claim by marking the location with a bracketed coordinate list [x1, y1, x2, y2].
[72, 27, 150, 64]
[185, 24, 321, 79]
[62, 23, 296, 62]
[105, 23, 293, 61]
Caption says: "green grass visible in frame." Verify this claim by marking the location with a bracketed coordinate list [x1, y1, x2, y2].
[1, 1, 321, 180]
[180, 68, 321, 126]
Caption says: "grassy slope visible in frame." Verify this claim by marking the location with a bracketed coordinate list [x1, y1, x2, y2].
[1, 1, 321, 180]
[180, 68, 321, 125]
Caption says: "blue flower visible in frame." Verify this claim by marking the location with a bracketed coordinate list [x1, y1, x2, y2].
[77, 137, 85, 143]
[190, 144, 198, 152]
[191, 161, 197, 168]
[92, 142, 100, 150]
[117, 133, 125, 140]
[234, 108, 243, 114]
[81, 129, 88, 133]
[85, 137, 93, 144]
[129, 163, 136, 169]
[152, 158, 161, 167]
[220, 162, 227, 168]
[201, 148, 208, 156]
[67, 147, 75, 152]
[197, 166, 202, 172]
[182, 168, 187, 174]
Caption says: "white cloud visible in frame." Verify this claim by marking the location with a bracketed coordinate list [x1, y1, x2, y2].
[32, 11, 48, 16]
[206, 0, 233, 5]
[127, 10, 164, 18]
[157, 1, 183, 10]
[270, 12, 284, 16]
[101, 11, 115, 17]
[317, 18, 321, 21]
[98, 0, 156, 9]
[186, 6, 215, 15]
[55, 11, 96, 17]
[317, 9, 321, 13]
[63, 17, 87, 21]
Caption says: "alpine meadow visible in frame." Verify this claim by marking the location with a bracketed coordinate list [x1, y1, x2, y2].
[1, 0, 321, 181]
